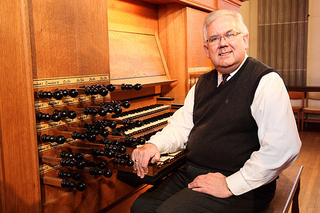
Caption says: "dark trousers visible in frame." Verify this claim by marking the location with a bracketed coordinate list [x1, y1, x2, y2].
[131, 164, 276, 213]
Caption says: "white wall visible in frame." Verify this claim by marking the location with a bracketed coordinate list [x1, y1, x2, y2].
[239, 0, 258, 58]
[307, 0, 320, 86]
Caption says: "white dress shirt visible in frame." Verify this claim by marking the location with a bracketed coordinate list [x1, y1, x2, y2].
[147, 57, 301, 196]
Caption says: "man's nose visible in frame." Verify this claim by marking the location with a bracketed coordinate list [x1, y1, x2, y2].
[219, 37, 229, 46]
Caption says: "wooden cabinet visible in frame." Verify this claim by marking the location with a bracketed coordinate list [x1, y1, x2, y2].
[158, 5, 213, 103]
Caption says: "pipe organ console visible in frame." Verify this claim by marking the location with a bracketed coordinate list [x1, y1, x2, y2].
[35, 78, 181, 212]
[1, 0, 244, 212]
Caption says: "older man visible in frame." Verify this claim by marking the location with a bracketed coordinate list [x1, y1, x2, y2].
[131, 9, 301, 213]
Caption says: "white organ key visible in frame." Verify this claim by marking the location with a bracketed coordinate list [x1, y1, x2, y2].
[156, 156, 174, 166]
[159, 156, 173, 162]
[167, 150, 183, 157]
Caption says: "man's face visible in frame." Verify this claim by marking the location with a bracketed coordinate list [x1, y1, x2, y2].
[204, 15, 248, 74]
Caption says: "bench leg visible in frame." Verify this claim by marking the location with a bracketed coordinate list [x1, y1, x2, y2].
[292, 180, 300, 213]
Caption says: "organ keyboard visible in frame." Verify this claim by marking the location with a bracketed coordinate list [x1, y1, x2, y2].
[123, 115, 169, 136]
[112, 110, 173, 137]
[116, 149, 186, 185]
[110, 104, 170, 120]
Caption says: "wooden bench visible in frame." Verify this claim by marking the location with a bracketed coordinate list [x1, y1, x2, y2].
[261, 165, 303, 213]
[106, 165, 303, 213]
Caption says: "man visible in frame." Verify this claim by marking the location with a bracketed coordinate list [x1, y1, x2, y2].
[130, 9, 301, 213]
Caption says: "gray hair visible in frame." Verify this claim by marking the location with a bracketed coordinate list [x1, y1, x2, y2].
[203, 9, 249, 44]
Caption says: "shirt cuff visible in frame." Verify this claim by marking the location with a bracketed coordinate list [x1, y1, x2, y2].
[146, 141, 166, 154]
[226, 171, 253, 196]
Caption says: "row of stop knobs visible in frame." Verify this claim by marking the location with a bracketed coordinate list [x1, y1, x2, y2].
[38, 89, 79, 99]
[60, 179, 86, 191]
[36, 101, 131, 122]
[36, 110, 77, 121]
[58, 151, 115, 175]
[38, 83, 143, 99]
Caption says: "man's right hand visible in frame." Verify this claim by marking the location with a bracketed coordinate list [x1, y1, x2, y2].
[131, 143, 161, 178]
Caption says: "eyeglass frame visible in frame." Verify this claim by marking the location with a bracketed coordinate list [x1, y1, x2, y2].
[206, 30, 243, 45]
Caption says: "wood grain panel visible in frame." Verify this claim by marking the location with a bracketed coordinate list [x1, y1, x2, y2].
[186, 7, 211, 69]
[31, 0, 109, 79]
[159, 4, 188, 104]
[42, 172, 137, 213]
[159, 5, 213, 104]
[109, 30, 167, 80]
[107, 0, 158, 32]
[0, 0, 41, 212]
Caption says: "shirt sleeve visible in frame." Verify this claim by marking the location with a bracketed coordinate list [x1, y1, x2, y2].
[147, 85, 195, 154]
[226, 72, 302, 195]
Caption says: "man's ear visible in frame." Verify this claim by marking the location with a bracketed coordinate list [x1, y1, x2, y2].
[204, 45, 210, 59]
[243, 34, 249, 50]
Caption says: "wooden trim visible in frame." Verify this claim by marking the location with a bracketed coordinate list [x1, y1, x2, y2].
[179, 0, 217, 11]
[288, 86, 320, 92]
[222, 0, 243, 7]
[108, 23, 156, 35]
[284, 166, 303, 213]
[142, 0, 217, 12]
[155, 32, 172, 79]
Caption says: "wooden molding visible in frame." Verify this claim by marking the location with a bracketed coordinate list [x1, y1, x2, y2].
[222, 0, 244, 7]
[142, 0, 216, 12]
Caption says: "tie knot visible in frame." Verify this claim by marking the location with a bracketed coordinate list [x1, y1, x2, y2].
[220, 74, 230, 86]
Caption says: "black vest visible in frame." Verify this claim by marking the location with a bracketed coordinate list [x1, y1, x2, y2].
[186, 57, 277, 176]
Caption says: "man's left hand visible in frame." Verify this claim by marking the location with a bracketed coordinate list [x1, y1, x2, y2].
[188, 172, 233, 198]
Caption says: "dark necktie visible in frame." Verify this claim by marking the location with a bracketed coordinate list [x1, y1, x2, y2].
[220, 74, 230, 86]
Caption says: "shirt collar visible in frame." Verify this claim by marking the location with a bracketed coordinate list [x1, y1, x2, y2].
[217, 54, 248, 84]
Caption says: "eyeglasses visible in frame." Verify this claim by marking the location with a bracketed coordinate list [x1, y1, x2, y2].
[206, 31, 242, 45]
